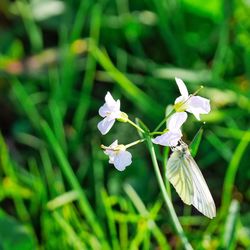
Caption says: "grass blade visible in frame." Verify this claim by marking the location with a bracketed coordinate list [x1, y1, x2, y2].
[221, 131, 250, 215]
[41, 120, 110, 249]
[221, 200, 239, 250]
[90, 43, 164, 120]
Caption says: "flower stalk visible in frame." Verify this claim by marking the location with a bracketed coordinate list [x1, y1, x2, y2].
[145, 136, 193, 250]
[127, 119, 145, 133]
[125, 139, 145, 149]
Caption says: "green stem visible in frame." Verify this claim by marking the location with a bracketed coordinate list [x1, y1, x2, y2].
[163, 146, 172, 201]
[146, 136, 193, 250]
[154, 109, 174, 132]
[125, 139, 145, 149]
[128, 119, 145, 133]
[150, 131, 166, 136]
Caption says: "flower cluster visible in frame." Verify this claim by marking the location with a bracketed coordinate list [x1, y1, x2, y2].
[153, 78, 210, 147]
[98, 78, 211, 170]
[98, 92, 132, 171]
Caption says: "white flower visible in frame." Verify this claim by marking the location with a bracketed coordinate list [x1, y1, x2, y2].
[102, 140, 132, 171]
[152, 112, 187, 147]
[97, 92, 122, 135]
[174, 78, 211, 120]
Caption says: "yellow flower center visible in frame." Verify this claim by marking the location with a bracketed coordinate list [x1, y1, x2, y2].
[174, 101, 188, 112]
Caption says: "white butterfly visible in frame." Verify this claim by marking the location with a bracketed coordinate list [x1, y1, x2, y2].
[166, 142, 216, 219]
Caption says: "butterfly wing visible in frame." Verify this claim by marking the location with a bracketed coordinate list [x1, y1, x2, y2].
[166, 151, 194, 205]
[166, 147, 216, 219]
[185, 154, 216, 219]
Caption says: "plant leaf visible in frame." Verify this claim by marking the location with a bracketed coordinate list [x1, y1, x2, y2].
[189, 127, 203, 157]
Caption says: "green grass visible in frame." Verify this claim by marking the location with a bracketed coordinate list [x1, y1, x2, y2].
[0, 0, 250, 249]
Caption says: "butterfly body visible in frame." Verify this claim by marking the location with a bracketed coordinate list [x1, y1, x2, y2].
[166, 143, 216, 219]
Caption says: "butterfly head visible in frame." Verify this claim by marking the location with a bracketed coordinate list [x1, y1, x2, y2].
[172, 140, 189, 153]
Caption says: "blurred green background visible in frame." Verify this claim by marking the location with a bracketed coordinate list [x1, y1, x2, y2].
[0, 0, 250, 249]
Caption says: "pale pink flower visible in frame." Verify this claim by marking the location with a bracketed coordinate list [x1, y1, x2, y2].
[174, 78, 210, 120]
[152, 112, 187, 147]
[98, 92, 122, 135]
[103, 140, 132, 171]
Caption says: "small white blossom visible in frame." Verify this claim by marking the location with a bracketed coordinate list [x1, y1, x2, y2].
[103, 140, 132, 171]
[152, 112, 187, 147]
[174, 78, 211, 120]
[98, 92, 122, 135]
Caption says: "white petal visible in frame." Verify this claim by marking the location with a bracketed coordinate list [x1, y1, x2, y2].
[104, 140, 118, 154]
[190, 110, 201, 120]
[105, 92, 116, 106]
[99, 103, 109, 117]
[105, 92, 121, 111]
[152, 130, 182, 147]
[97, 117, 115, 135]
[109, 140, 118, 148]
[104, 149, 115, 163]
[167, 112, 187, 131]
[104, 140, 118, 163]
[175, 78, 189, 98]
[108, 155, 115, 164]
[187, 96, 211, 120]
[99, 93, 121, 118]
[189, 96, 211, 113]
[114, 151, 132, 171]
[107, 110, 122, 120]
[115, 99, 121, 111]
[174, 96, 186, 104]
